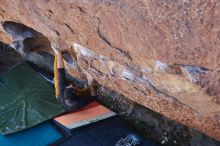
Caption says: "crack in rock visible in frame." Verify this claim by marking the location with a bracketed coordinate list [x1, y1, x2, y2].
[97, 22, 132, 60]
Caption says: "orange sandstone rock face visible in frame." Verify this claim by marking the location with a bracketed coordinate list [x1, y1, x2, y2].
[0, 0, 219, 141]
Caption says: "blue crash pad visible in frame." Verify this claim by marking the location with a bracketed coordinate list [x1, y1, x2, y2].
[0, 122, 62, 146]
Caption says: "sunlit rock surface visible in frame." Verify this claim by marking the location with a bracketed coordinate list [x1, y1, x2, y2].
[0, 0, 219, 141]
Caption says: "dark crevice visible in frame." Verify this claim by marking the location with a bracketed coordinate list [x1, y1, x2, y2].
[45, 10, 54, 18]
[76, 5, 86, 14]
[113, 47, 132, 60]
[0, 9, 6, 13]
[47, 9, 53, 14]
[3, 21, 41, 39]
[133, 86, 148, 96]
[97, 24, 132, 60]
[64, 23, 75, 34]
[97, 25, 112, 46]
[90, 66, 108, 77]
[2, 21, 51, 55]
[48, 26, 60, 36]
[176, 64, 210, 73]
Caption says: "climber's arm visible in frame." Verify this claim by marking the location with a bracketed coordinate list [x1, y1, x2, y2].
[51, 43, 66, 97]
[86, 72, 97, 96]
[89, 85, 96, 96]
[51, 42, 64, 69]
[56, 51, 66, 98]
[57, 50, 64, 69]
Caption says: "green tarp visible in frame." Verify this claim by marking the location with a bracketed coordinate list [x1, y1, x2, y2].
[0, 62, 64, 135]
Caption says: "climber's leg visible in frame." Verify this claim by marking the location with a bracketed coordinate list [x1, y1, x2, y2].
[58, 94, 97, 112]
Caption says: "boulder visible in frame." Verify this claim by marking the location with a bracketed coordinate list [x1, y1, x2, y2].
[0, 0, 219, 141]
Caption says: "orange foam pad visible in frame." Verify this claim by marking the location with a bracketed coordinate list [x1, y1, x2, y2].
[54, 101, 114, 126]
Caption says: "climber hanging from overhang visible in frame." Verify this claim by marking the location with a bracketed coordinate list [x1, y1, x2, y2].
[2, 21, 98, 111]
[52, 43, 98, 111]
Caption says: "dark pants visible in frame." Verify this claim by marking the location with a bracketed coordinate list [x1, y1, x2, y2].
[28, 61, 96, 112]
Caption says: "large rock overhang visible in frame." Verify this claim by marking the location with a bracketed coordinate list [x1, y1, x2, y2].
[0, 0, 219, 141]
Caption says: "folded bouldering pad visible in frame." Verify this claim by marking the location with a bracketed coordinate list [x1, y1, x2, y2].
[53, 101, 116, 134]
[0, 62, 64, 135]
[0, 122, 62, 146]
[58, 117, 158, 146]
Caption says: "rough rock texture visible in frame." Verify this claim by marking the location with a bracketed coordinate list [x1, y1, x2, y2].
[97, 86, 220, 146]
[0, 0, 219, 141]
[97, 86, 192, 145]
